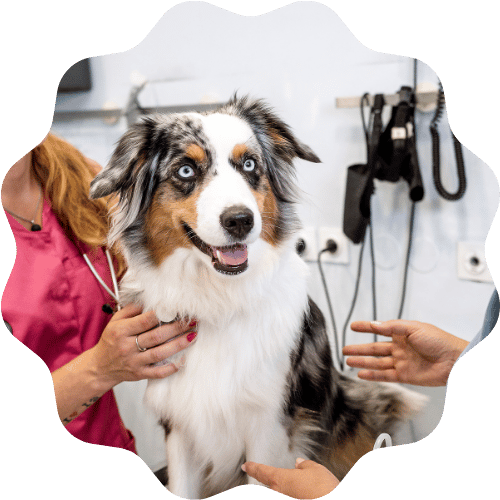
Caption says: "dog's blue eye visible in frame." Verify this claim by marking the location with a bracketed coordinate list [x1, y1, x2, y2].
[178, 165, 195, 179]
[243, 159, 256, 172]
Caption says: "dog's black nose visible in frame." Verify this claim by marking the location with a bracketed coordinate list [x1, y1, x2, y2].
[220, 205, 254, 240]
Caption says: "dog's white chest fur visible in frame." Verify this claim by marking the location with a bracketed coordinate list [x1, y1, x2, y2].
[146, 309, 295, 451]
[123, 242, 309, 485]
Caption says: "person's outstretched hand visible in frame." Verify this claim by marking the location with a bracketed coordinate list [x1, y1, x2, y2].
[242, 458, 339, 499]
[344, 320, 469, 386]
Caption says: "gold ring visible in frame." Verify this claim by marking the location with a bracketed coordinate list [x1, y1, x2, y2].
[136, 334, 148, 352]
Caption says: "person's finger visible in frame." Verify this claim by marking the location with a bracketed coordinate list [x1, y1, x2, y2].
[136, 319, 197, 350]
[114, 309, 162, 338]
[140, 360, 180, 380]
[242, 462, 281, 488]
[295, 458, 317, 470]
[345, 355, 394, 370]
[356, 368, 399, 382]
[108, 302, 144, 322]
[351, 320, 422, 338]
[349, 321, 378, 333]
[342, 342, 392, 357]
[141, 331, 197, 365]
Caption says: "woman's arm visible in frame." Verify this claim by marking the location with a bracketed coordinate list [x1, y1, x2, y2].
[52, 348, 112, 425]
[52, 304, 197, 424]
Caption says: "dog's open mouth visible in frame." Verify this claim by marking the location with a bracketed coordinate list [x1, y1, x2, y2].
[182, 223, 248, 275]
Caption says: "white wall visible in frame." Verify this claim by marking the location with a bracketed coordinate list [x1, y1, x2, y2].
[51, 2, 497, 471]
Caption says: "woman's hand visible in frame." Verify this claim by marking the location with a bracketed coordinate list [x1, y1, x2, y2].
[89, 303, 198, 389]
[242, 458, 339, 499]
[344, 320, 469, 386]
[54, 304, 197, 424]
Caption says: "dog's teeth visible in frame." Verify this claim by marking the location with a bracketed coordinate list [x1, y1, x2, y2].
[216, 250, 222, 262]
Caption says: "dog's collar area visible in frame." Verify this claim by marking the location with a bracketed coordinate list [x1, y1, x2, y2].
[182, 222, 249, 275]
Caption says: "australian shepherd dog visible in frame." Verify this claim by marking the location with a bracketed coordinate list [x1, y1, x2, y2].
[90, 95, 425, 498]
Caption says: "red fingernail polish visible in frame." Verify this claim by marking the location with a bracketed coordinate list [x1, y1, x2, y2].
[187, 332, 197, 343]
[189, 320, 197, 328]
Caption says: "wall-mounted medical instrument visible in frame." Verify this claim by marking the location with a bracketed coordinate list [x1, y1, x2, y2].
[343, 86, 425, 245]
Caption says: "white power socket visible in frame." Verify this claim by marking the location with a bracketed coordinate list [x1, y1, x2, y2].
[457, 242, 493, 283]
[295, 227, 318, 262]
[318, 227, 350, 264]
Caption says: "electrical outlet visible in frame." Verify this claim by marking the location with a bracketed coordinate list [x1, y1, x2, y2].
[319, 227, 350, 264]
[457, 242, 493, 283]
[295, 227, 317, 262]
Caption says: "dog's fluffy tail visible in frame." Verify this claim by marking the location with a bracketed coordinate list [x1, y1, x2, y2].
[323, 373, 427, 479]
[339, 373, 428, 435]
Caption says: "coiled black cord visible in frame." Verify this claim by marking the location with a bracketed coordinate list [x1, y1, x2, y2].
[430, 81, 467, 200]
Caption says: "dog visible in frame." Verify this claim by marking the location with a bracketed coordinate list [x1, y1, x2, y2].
[90, 95, 425, 498]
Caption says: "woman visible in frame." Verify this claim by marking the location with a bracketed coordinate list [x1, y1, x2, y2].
[1, 133, 196, 453]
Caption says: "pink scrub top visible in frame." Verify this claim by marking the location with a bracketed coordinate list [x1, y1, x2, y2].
[2, 197, 136, 453]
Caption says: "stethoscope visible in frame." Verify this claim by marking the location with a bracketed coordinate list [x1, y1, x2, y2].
[83, 249, 121, 312]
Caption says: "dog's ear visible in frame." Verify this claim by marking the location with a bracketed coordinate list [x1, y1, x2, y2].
[224, 95, 320, 205]
[268, 127, 321, 164]
[227, 95, 321, 164]
[89, 119, 154, 200]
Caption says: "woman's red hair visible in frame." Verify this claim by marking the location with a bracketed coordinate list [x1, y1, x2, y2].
[32, 133, 125, 276]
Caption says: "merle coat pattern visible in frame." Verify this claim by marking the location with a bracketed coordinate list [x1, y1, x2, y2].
[90, 95, 425, 498]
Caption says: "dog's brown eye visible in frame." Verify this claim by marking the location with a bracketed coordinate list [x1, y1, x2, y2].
[243, 159, 256, 172]
[177, 165, 196, 179]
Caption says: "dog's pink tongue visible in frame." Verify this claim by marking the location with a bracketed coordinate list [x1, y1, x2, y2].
[214, 245, 248, 266]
